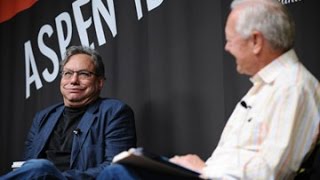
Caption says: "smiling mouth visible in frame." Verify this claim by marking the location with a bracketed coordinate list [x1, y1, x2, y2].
[66, 88, 84, 92]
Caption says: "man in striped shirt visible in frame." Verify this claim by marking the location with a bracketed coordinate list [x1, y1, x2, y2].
[171, 0, 320, 179]
[97, 0, 320, 179]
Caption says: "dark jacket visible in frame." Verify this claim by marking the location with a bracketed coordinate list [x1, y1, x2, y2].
[24, 98, 137, 179]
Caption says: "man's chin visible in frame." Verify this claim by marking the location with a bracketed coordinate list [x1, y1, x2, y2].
[236, 67, 249, 75]
[65, 100, 86, 108]
[65, 96, 84, 104]
[236, 67, 244, 74]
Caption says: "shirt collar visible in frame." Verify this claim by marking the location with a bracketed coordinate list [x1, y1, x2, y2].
[250, 49, 298, 85]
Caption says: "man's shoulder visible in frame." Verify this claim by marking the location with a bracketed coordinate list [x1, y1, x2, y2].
[99, 97, 124, 103]
[90, 98, 134, 118]
[275, 60, 318, 87]
[98, 98, 128, 107]
[95, 98, 132, 112]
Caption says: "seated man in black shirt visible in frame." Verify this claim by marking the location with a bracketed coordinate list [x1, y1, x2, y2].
[0, 46, 136, 180]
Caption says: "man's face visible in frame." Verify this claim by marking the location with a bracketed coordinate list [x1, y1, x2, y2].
[224, 10, 256, 76]
[60, 54, 104, 108]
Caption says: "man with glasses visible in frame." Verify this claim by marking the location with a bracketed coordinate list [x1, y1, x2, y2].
[0, 46, 137, 180]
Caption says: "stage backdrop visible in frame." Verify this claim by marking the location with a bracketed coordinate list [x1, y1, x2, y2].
[0, 0, 319, 174]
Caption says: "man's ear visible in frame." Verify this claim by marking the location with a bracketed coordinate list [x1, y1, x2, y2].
[251, 31, 263, 54]
[98, 77, 105, 90]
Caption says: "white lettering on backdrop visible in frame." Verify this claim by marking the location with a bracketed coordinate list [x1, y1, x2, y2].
[25, 0, 163, 99]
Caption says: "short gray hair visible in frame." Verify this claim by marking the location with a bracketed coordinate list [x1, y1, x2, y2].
[60, 46, 105, 78]
[230, 0, 295, 51]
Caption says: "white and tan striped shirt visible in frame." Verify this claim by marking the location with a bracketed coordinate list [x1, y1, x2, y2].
[203, 49, 320, 180]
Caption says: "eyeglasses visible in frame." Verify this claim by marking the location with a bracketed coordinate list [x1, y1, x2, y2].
[61, 70, 97, 80]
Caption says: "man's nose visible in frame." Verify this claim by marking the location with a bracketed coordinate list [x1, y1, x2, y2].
[70, 73, 80, 83]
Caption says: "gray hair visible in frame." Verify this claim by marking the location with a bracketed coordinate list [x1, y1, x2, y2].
[60, 46, 105, 78]
[230, 0, 295, 51]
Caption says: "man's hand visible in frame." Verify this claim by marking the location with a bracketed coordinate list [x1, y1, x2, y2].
[170, 154, 206, 173]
